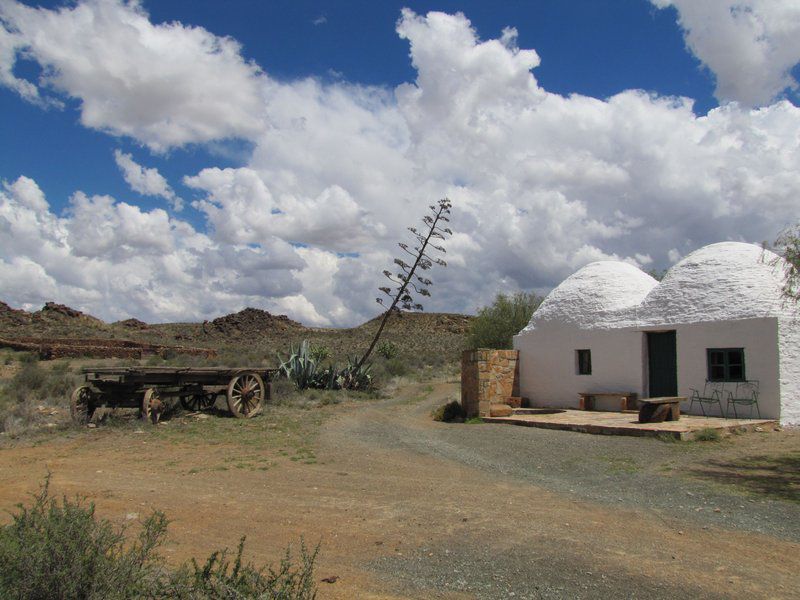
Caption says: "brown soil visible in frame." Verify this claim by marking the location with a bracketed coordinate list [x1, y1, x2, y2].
[1, 382, 797, 599]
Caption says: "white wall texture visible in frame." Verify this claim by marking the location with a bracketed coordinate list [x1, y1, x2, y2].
[515, 317, 783, 419]
[669, 318, 779, 419]
[778, 317, 800, 425]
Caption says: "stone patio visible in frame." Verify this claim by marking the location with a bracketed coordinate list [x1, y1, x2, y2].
[483, 408, 777, 440]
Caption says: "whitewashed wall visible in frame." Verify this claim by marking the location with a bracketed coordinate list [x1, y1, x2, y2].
[514, 317, 783, 419]
[668, 318, 779, 419]
[778, 317, 800, 425]
[514, 326, 646, 411]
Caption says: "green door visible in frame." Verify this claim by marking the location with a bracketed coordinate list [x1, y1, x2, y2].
[647, 331, 677, 398]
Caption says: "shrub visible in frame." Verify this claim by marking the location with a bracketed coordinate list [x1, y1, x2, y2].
[167, 537, 318, 599]
[0, 477, 168, 599]
[5, 363, 47, 402]
[384, 357, 409, 377]
[308, 344, 330, 363]
[0, 477, 319, 599]
[467, 292, 543, 350]
[377, 341, 399, 360]
[693, 427, 722, 442]
[432, 400, 466, 422]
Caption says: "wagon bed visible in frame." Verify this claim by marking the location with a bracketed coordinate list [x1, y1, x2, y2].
[71, 366, 279, 425]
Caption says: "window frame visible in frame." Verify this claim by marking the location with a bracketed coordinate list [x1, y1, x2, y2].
[576, 349, 592, 376]
[706, 348, 745, 382]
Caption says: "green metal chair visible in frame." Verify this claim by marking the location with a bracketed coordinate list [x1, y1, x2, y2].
[725, 380, 761, 419]
[689, 381, 726, 417]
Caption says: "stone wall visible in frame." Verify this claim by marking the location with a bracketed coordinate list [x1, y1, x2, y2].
[461, 349, 520, 417]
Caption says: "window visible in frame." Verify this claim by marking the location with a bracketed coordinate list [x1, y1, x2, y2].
[576, 349, 592, 375]
[707, 348, 745, 382]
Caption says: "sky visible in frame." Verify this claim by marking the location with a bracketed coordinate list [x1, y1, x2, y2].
[1, 0, 800, 327]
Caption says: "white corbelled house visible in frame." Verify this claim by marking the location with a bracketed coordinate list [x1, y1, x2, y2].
[513, 242, 800, 425]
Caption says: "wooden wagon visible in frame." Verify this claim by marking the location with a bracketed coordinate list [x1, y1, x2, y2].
[70, 366, 277, 425]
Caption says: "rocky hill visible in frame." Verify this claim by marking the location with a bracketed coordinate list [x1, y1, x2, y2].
[0, 300, 473, 364]
[208, 307, 302, 336]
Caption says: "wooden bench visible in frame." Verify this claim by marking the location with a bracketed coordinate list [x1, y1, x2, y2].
[578, 392, 637, 412]
[638, 397, 685, 423]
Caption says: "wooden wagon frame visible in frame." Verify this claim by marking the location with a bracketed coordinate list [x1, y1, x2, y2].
[70, 366, 277, 425]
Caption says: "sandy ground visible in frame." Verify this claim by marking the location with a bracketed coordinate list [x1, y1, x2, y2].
[1, 380, 798, 599]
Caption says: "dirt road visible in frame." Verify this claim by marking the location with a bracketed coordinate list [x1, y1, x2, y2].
[1, 380, 798, 599]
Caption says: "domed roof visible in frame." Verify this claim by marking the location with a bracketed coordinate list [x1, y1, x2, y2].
[525, 261, 658, 330]
[640, 242, 788, 324]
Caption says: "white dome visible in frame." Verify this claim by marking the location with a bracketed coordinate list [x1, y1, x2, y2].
[640, 242, 788, 325]
[526, 261, 658, 330]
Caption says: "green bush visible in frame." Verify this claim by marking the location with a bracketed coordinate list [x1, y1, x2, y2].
[167, 537, 318, 599]
[6, 363, 47, 402]
[377, 341, 398, 360]
[467, 292, 543, 350]
[3, 361, 78, 404]
[384, 357, 409, 377]
[308, 344, 330, 363]
[432, 400, 466, 422]
[0, 477, 319, 599]
[693, 427, 722, 442]
[0, 477, 168, 599]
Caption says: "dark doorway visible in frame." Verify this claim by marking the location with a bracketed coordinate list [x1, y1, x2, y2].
[647, 331, 677, 398]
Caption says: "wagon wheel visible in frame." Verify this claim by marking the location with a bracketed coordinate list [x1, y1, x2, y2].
[141, 388, 164, 425]
[70, 385, 95, 425]
[180, 393, 216, 412]
[227, 372, 264, 418]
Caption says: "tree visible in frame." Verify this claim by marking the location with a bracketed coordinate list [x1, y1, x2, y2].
[466, 292, 543, 350]
[771, 224, 800, 304]
[356, 199, 452, 369]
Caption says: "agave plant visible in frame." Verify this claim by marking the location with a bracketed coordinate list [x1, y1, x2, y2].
[278, 342, 373, 391]
[276, 340, 318, 390]
[336, 357, 373, 391]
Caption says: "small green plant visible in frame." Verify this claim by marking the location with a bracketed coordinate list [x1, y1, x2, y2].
[693, 427, 722, 442]
[465, 416, 483, 424]
[170, 536, 318, 599]
[377, 341, 399, 360]
[384, 357, 408, 377]
[432, 400, 466, 422]
[308, 344, 330, 363]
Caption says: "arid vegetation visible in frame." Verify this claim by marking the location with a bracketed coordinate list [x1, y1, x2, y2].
[466, 292, 542, 349]
[0, 477, 318, 599]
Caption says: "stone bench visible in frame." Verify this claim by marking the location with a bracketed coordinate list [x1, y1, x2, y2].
[578, 392, 637, 412]
[638, 397, 685, 423]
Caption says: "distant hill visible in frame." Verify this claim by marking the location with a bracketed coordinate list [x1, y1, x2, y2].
[0, 301, 472, 364]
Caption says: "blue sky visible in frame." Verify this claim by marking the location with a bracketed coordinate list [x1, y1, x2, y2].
[1, 0, 800, 325]
[1, 0, 718, 213]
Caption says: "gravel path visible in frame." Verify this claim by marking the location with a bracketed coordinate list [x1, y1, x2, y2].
[322, 381, 800, 598]
[349, 395, 800, 541]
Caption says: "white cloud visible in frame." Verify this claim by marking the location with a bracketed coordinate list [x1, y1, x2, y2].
[114, 150, 182, 210]
[0, 0, 266, 151]
[0, 175, 309, 323]
[652, 0, 800, 106]
[1, 6, 800, 327]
